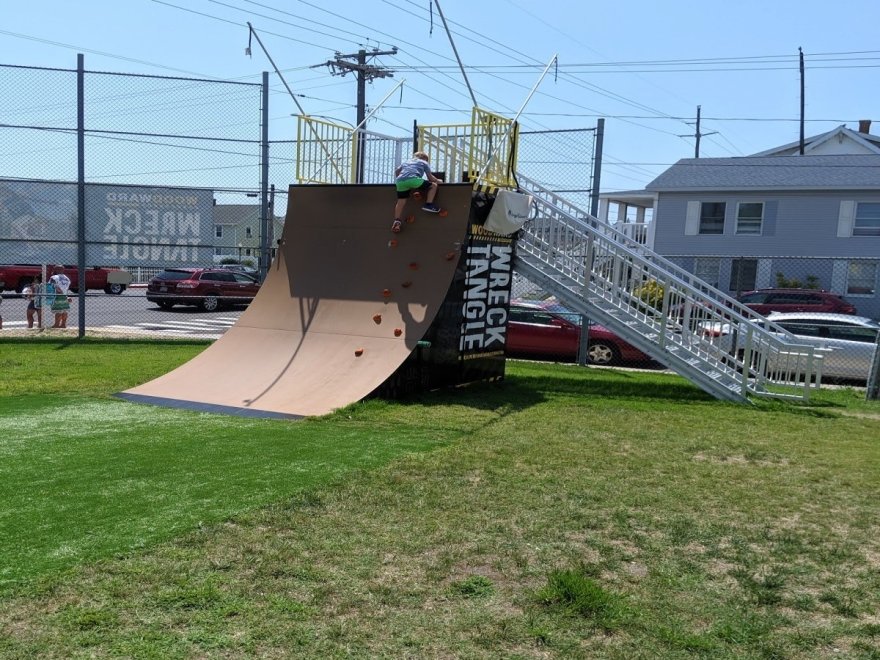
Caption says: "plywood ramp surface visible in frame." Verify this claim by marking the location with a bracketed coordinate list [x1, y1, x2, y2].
[120, 184, 473, 418]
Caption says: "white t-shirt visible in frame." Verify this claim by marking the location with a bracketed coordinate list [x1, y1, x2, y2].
[50, 273, 71, 294]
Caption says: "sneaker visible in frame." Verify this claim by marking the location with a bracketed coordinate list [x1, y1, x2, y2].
[421, 203, 440, 213]
[391, 219, 402, 233]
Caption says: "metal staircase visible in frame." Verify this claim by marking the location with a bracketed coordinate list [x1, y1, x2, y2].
[513, 174, 823, 403]
[412, 117, 822, 402]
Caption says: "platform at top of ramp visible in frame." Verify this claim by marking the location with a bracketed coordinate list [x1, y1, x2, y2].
[119, 183, 474, 418]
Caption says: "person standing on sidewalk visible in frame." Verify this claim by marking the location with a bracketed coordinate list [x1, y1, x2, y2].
[49, 265, 71, 329]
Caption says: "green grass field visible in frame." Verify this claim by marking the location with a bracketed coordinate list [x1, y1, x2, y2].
[1, 337, 879, 658]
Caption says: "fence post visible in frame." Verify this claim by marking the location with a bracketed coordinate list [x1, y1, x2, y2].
[77, 53, 86, 338]
[867, 333, 880, 401]
[590, 118, 604, 218]
[259, 71, 270, 282]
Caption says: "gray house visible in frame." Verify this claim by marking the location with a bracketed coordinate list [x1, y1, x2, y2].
[599, 124, 880, 319]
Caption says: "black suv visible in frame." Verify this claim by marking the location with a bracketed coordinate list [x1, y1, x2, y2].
[146, 268, 261, 311]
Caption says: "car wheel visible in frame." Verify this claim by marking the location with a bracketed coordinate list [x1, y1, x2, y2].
[201, 294, 221, 312]
[105, 283, 125, 295]
[588, 341, 619, 365]
[157, 301, 174, 310]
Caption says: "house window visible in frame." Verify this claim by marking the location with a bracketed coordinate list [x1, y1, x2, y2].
[215, 225, 223, 238]
[699, 202, 725, 234]
[729, 258, 757, 293]
[214, 247, 223, 256]
[854, 202, 880, 236]
[847, 261, 877, 295]
[246, 227, 253, 238]
[736, 202, 763, 235]
[694, 257, 720, 288]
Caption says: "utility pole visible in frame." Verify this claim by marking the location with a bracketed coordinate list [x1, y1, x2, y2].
[679, 105, 717, 158]
[324, 47, 398, 182]
[799, 47, 805, 155]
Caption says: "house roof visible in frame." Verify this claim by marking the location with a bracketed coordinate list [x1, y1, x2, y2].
[645, 154, 880, 192]
[751, 125, 880, 156]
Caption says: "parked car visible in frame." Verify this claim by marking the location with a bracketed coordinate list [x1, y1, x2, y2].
[707, 312, 879, 383]
[506, 303, 653, 365]
[216, 264, 258, 275]
[736, 288, 856, 315]
[763, 313, 879, 382]
[146, 268, 261, 311]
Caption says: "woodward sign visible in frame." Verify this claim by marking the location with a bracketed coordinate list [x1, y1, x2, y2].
[88, 186, 214, 266]
[0, 180, 214, 267]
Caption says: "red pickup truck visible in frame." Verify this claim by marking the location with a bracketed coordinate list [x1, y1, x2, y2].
[0, 265, 133, 295]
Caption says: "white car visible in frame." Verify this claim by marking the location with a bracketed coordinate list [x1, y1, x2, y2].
[761, 313, 879, 382]
[704, 313, 880, 383]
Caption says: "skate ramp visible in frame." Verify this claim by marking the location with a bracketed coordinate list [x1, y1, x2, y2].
[119, 184, 473, 418]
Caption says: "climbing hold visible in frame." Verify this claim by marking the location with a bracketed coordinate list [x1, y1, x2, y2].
[445, 251, 457, 260]
[401, 281, 412, 288]
[382, 288, 392, 298]
[439, 209, 448, 217]
[408, 262, 419, 270]
[405, 215, 415, 224]
[372, 313, 382, 324]
[394, 328, 403, 337]
[388, 239, 398, 248]
[354, 348, 364, 357]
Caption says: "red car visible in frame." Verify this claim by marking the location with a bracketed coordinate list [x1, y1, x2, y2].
[146, 267, 261, 311]
[506, 303, 653, 365]
[736, 288, 856, 315]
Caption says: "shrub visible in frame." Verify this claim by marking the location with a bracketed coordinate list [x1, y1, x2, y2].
[634, 279, 666, 311]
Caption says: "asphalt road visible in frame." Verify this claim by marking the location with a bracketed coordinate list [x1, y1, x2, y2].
[1, 287, 245, 338]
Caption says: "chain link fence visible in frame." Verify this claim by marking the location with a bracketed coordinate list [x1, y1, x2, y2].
[517, 127, 596, 213]
[5, 60, 871, 387]
[0, 59, 267, 338]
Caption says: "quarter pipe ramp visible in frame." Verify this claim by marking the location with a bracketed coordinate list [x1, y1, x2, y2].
[119, 184, 474, 418]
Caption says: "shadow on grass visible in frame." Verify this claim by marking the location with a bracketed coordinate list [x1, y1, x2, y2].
[388, 366, 715, 418]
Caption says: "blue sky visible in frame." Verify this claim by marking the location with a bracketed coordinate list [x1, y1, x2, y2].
[3, 0, 880, 195]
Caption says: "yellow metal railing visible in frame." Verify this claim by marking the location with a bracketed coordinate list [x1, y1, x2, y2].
[416, 122, 471, 183]
[469, 107, 519, 189]
[416, 107, 519, 189]
[293, 107, 519, 188]
[295, 116, 356, 184]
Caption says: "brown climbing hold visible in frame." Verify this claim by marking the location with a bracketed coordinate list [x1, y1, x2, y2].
[382, 288, 392, 298]
[388, 239, 398, 248]
[405, 215, 415, 224]
[372, 314, 382, 324]
[445, 251, 457, 260]
[408, 262, 419, 270]
[401, 281, 412, 288]
[354, 348, 364, 357]
[394, 328, 403, 337]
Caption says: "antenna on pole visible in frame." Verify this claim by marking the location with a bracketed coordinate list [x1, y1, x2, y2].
[432, 0, 478, 108]
[247, 22, 308, 116]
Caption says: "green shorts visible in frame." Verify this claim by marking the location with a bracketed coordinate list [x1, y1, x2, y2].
[51, 297, 70, 312]
[395, 177, 427, 193]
